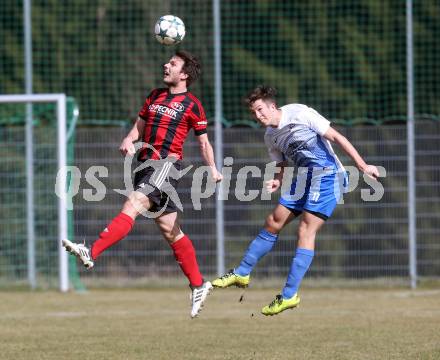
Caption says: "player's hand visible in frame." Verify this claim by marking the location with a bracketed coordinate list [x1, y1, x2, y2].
[265, 179, 281, 193]
[363, 165, 380, 180]
[119, 138, 136, 156]
[211, 168, 223, 183]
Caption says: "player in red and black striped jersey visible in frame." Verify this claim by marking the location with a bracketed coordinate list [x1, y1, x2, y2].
[62, 51, 222, 318]
[137, 87, 208, 161]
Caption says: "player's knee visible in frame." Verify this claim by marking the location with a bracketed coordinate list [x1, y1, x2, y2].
[297, 222, 315, 240]
[297, 222, 307, 239]
[161, 230, 174, 243]
[123, 192, 150, 216]
[265, 214, 282, 233]
[159, 224, 181, 244]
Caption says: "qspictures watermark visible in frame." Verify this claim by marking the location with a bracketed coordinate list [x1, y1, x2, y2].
[55, 143, 386, 215]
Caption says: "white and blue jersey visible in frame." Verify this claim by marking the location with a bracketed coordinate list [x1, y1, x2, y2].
[265, 104, 348, 219]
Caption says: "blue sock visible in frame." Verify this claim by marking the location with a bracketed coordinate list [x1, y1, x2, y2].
[235, 229, 278, 276]
[282, 248, 314, 299]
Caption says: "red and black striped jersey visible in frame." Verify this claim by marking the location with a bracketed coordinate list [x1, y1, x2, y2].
[138, 88, 208, 160]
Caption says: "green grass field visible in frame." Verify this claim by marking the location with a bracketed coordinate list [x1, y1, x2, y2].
[1, 287, 439, 360]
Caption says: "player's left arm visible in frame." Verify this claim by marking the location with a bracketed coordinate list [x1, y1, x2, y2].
[190, 99, 223, 183]
[265, 161, 288, 193]
[196, 134, 223, 182]
[323, 127, 379, 179]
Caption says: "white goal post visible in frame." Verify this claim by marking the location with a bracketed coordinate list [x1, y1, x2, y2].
[0, 94, 69, 292]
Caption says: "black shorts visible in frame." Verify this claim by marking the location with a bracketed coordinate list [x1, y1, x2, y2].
[133, 159, 182, 213]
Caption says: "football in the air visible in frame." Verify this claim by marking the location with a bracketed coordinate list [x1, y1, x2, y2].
[154, 15, 185, 45]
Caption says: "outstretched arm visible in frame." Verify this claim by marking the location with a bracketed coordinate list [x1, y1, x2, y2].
[119, 117, 145, 156]
[196, 133, 223, 182]
[323, 127, 379, 179]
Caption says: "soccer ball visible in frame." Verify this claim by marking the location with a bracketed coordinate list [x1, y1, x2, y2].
[154, 15, 185, 46]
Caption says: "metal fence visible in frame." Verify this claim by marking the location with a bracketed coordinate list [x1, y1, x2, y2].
[1, 1, 439, 125]
[2, 123, 439, 288]
[1, 0, 439, 289]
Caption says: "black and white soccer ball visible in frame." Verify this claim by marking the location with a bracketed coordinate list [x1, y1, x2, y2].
[154, 15, 185, 46]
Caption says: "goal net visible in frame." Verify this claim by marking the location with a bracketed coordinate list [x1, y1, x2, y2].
[0, 94, 80, 292]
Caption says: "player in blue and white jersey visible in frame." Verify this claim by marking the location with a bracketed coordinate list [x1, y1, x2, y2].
[212, 85, 379, 316]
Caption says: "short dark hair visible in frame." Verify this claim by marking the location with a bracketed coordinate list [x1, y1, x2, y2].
[175, 50, 201, 86]
[245, 85, 278, 108]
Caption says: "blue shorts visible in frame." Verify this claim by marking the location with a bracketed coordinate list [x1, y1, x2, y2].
[279, 168, 349, 220]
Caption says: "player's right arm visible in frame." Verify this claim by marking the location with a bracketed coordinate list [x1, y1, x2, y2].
[120, 89, 157, 156]
[303, 107, 379, 179]
[119, 117, 145, 156]
[323, 126, 379, 179]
